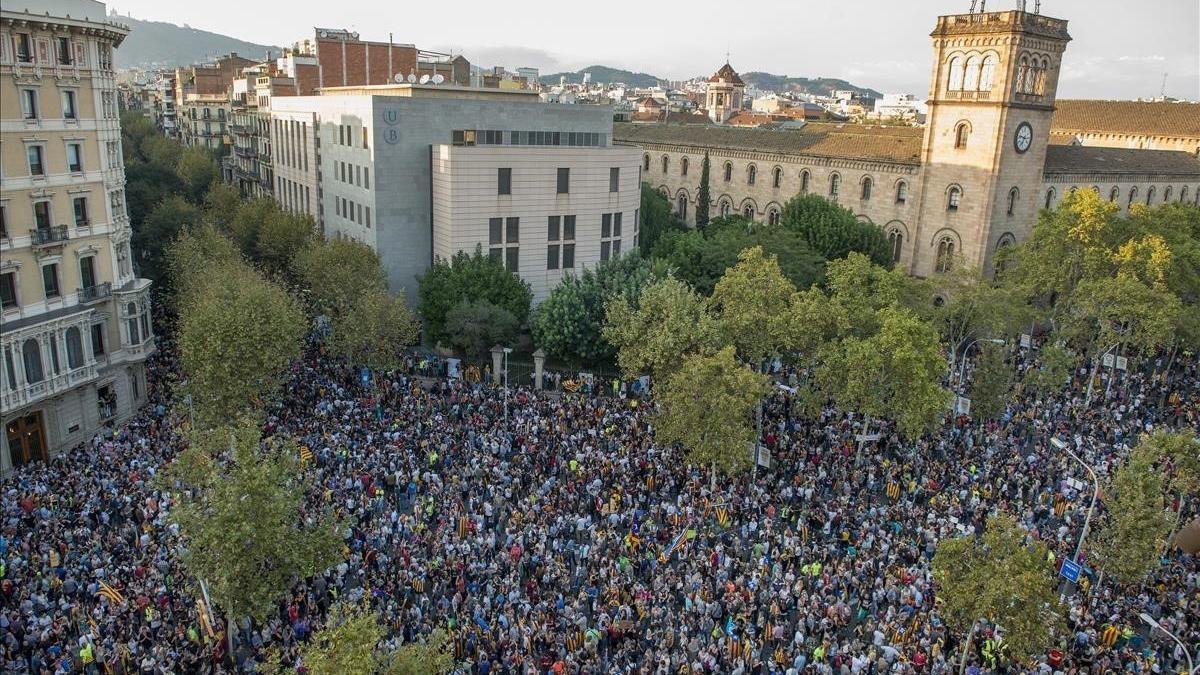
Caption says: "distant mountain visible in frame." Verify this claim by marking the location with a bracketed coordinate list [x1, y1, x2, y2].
[109, 12, 280, 70]
[740, 72, 882, 99]
[540, 65, 664, 88]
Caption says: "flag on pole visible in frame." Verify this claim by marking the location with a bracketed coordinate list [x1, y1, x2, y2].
[96, 580, 125, 604]
[299, 446, 314, 463]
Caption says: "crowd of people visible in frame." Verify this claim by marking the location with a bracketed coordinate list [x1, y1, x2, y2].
[2, 319, 1197, 674]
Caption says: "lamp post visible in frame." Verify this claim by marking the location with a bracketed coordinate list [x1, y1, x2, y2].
[955, 338, 1005, 413]
[1084, 341, 1121, 408]
[1140, 613, 1195, 675]
[1050, 436, 1099, 574]
[503, 347, 512, 421]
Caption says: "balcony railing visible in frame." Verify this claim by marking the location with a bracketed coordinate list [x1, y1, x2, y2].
[1, 362, 98, 413]
[30, 225, 69, 246]
[944, 89, 992, 101]
[78, 282, 113, 304]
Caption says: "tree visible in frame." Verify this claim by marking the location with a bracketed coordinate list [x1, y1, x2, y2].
[125, 161, 186, 226]
[256, 208, 316, 276]
[176, 147, 218, 203]
[203, 183, 245, 231]
[780, 193, 893, 267]
[171, 421, 344, 625]
[531, 253, 656, 365]
[1133, 429, 1200, 549]
[696, 153, 711, 230]
[177, 262, 306, 426]
[444, 300, 519, 364]
[932, 513, 1064, 664]
[654, 346, 771, 479]
[967, 342, 1013, 420]
[417, 247, 532, 347]
[815, 306, 951, 439]
[1021, 340, 1078, 395]
[603, 276, 720, 381]
[383, 629, 455, 675]
[638, 184, 684, 255]
[1093, 449, 1171, 585]
[328, 291, 420, 371]
[166, 224, 244, 305]
[823, 252, 908, 337]
[293, 239, 388, 321]
[710, 246, 797, 364]
[135, 196, 203, 285]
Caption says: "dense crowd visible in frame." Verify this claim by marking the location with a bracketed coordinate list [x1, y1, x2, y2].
[2, 324, 1197, 675]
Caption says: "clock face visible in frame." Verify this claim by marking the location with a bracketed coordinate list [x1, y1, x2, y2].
[1014, 122, 1033, 153]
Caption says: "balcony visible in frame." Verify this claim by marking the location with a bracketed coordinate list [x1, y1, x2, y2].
[943, 90, 992, 101]
[78, 282, 113, 304]
[1, 363, 99, 414]
[234, 145, 258, 158]
[30, 225, 69, 247]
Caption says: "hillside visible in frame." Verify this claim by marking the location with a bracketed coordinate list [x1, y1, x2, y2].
[540, 65, 664, 88]
[740, 72, 881, 99]
[109, 12, 280, 69]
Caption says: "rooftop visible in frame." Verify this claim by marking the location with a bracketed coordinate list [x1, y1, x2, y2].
[1043, 145, 1200, 176]
[318, 83, 539, 100]
[1051, 100, 1200, 138]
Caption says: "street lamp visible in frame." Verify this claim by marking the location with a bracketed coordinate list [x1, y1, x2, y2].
[1139, 612, 1196, 675]
[1050, 437, 1099, 572]
[955, 338, 1005, 412]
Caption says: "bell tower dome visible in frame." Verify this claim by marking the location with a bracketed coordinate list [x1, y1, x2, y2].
[706, 63, 745, 124]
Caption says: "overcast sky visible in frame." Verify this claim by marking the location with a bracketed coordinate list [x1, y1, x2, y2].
[106, 0, 1199, 100]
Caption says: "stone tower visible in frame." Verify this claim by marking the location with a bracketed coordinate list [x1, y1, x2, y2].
[706, 63, 745, 124]
[910, 9, 1071, 277]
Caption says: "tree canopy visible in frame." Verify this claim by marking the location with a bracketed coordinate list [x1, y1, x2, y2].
[603, 276, 720, 380]
[418, 247, 533, 347]
[780, 193, 893, 267]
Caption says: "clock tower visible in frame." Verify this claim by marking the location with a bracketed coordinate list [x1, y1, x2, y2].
[910, 8, 1071, 277]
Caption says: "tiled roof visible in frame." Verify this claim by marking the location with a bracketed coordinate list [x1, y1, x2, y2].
[725, 112, 788, 127]
[614, 122, 923, 165]
[1051, 100, 1200, 138]
[1043, 145, 1200, 176]
[708, 63, 744, 85]
[629, 111, 711, 125]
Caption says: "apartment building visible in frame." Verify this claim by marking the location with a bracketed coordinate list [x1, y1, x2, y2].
[175, 53, 255, 150]
[270, 84, 640, 303]
[0, 0, 154, 472]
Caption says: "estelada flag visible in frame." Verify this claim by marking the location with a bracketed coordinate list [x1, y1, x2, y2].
[96, 580, 125, 604]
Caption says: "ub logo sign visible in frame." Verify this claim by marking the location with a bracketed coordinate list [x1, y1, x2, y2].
[383, 128, 400, 145]
[382, 109, 399, 125]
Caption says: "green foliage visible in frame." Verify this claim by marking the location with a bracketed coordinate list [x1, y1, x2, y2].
[654, 346, 772, 477]
[780, 193, 893, 267]
[135, 196, 203, 285]
[176, 254, 306, 426]
[824, 252, 908, 337]
[203, 183, 245, 230]
[968, 342, 1013, 420]
[170, 421, 344, 624]
[530, 253, 656, 365]
[268, 603, 451, 675]
[254, 208, 316, 276]
[696, 153, 711, 231]
[166, 224, 244, 307]
[444, 301, 520, 364]
[710, 246, 797, 363]
[932, 513, 1064, 662]
[125, 161, 186, 227]
[904, 259, 1032, 359]
[1135, 429, 1200, 499]
[1094, 449, 1171, 585]
[603, 276, 720, 380]
[293, 239, 388, 321]
[1021, 341, 1078, 395]
[176, 147, 219, 203]
[417, 246, 532, 347]
[327, 291, 420, 372]
[638, 184, 685, 255]
[1059, 273, 1180, 361]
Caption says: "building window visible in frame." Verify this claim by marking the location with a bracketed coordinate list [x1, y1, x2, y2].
[547, 215, 577, 270]
[643, 154, 650, 171]
[0, 205, 7, 239]
[993, 235, 1015, 276]
[66, 327, 83, 369]
[601, 212, 622, 261]
[42, 264, 60, 299]
[773, 167, 782, 189]
[22, 340, 44, 384]
[563, 216, 576, 268]
[1163, 186, 1173, 202]
[677, 195, 687, 221]
[20, 90, 38, 120]
[27, 145, 46, 176]
[490, 217, 520, 272]
[979, 55, 997, 91]
[557, 168, 570, 194]
[947, 186, 962, 211]
[547, 216, 560, 270]
[1045, 187, 1056, 209]
[964, 55, 981, 90]
[661, 156, 669, 174]
[79, 255, 96, 291]
[91, 323, 106, 356]
[724, 162, 732, 182]
[887, 228, 904, 264]
[896, 180, 908, 204]
[747, 165, 756, 185]
[15, 33, 32, 63]
[681, 157, 689, 176]
[799, 170, 811, 193]
[0, 272, 17, 310]
[767, 208, 780, 225]
[1181, 186, 1190, 203]
[498, 168, 512, 195]
[61, 90, 77, 119]
[1109, 186, 1119, 202]
[743, 204, 755, 219]
[34, 201, 51, 230]
[1146, 186, 1155, 205]
[1127, 186, 1138, 207]
[829, 173, 840, 198]
[861, 176, 873, 201]
[936, 236, 956, 273]
[954, 122, 969, 149]
[67, 143, 83, 173]
[1007, 187, 1018, 216]
[948, 56, 965, 91]
[720, 200, 731, 217]
[610, 167, 620, 193]
[127, 302, 141, 345]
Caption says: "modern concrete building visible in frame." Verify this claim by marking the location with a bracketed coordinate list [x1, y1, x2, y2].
[270, 84, 640, 303]
[1, 0, 154, 472]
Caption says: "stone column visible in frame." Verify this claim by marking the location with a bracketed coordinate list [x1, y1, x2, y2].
[532, 348, 546, 390]
[489, 345, 504, 387]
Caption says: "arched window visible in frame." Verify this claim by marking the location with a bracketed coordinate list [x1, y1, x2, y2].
[767, 208, 780, 225]
[643, 154, 650, 171]
[677, 194, 688, 221]
[22, 339, 44, 384]
[772, 167, 782, 189]
[1163, 186, 1172, 202]
[127, 301, 142, 344]
[887, 228, 904, 264]
[66, 327, 83, 369]
[829, 173, 840, 197]
[1017, 56, 1031, 94]
[720, 200, 731, 217]
[681, 157, 689, 176]
[747, 165, 757, 185]
[1181, 186, 1190, 203]
[743, 204, 755, 219]
[948, 56, 965, 91]
[993, 234, 1016, 276]
[800, 170, 811, 193]
[861, 176, 873, 201]
[723, 162, 732, 182]
[947, 186, 962, 211]
[1036, 57, 1049, 94]
[978, 54, 997, 91]
[1128, 186, 1138, 207]
[1006, 187, 1019, 216]
[661, 155, 669, 173]
[1045, 187, 1055, 209]
[895, 180, 908, 204]
[1146, 186, 1155, 205]
[1109, 186, 1119, 202]
[954, 122, 969, 149]
[964, 55, 981, 91]
[936, 236, 956, 273]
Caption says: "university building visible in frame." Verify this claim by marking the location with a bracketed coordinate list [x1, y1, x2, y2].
[269, 84, 641, 303]
[616, 8, 1200, 277]
[1, 0, 154, 472]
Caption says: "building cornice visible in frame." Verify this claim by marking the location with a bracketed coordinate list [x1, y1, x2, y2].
[615, 140, 921, 175]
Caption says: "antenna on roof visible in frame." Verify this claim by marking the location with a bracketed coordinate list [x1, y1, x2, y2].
[1160, 72, 1168, 99]
[1034, 0, 1041, 13]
